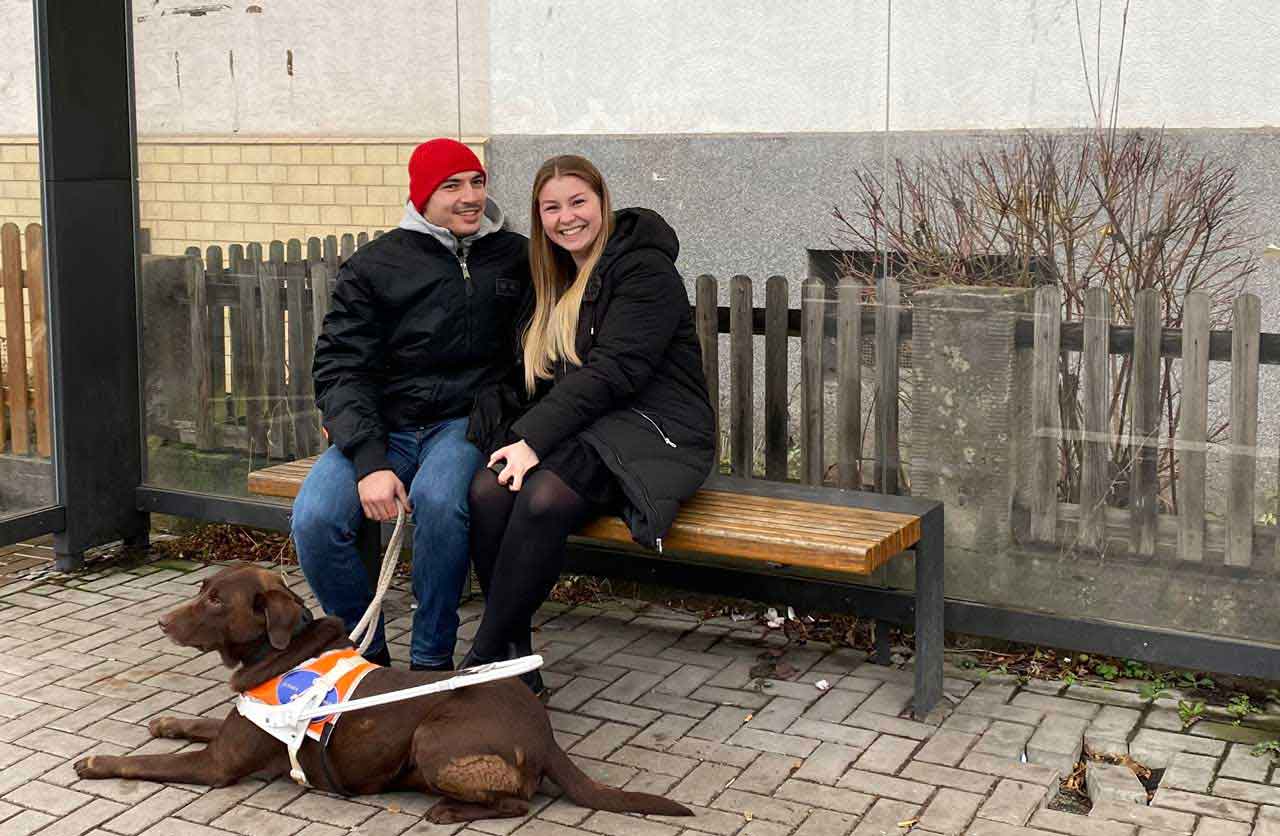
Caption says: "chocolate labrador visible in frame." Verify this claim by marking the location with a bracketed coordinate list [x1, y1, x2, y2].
[73, 565, 692, 824]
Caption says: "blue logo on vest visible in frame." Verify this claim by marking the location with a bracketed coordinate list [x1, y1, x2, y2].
[277, 669, 338, 715]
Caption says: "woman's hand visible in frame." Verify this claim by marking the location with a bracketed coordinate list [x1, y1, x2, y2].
[489, 440, 540, 491]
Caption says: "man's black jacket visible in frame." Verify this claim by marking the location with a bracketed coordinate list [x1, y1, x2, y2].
[312, 222, 528, 479]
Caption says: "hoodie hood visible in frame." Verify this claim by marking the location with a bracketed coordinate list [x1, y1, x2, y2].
[600, 207, 680, 267]
[398, 196, 505, 254]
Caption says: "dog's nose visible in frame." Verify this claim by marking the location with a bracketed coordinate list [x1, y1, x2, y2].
[157, 613, 171, 634]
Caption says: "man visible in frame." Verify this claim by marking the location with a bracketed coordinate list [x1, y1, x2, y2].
[293, 138, 528, 670]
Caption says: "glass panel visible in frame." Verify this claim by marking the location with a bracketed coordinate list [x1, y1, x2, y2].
[885, 2, 1280, 647]
[0, 0, 56, 525]
[136, 2, 476, 498]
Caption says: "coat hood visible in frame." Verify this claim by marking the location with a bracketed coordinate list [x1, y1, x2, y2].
[600, 207, 680, 267]
[398, 197, 506, 254]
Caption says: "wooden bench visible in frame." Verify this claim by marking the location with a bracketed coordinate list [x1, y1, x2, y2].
[249, 457, 945, 718]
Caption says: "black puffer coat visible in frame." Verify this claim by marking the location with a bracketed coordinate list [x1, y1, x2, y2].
[510, 208, 715, 551]
[313, 217, 528, 479]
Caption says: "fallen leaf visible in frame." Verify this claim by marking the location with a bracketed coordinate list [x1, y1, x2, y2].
[898, 817, 919, 829]
[744, 812, 753, 821]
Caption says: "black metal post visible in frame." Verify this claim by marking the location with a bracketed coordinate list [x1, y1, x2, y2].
[34, 0, 147, 570]
[912, 505, 945, 720]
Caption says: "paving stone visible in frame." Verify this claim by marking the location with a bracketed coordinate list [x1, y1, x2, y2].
[669, 762, 739, 806]
[849, 797, 922, 836]
[1, 810, 55, 836]
[726, 728, 819, 758]
[569, 722, 637, 760]
[786, 718, 878, 749]
[749, 697, 807, 732]
[655, 665, 718, 698]
[631, 714, 698, 751]
[175, 782, 266, 824]
[843, 710, 939, 741]
[633, 691, 715, 718]
[915, 730, 977, 766]
[976, 721, 1036, 759]
[1022, 680, 1065, 696]
[1087, 761, 1148, 805]
[3, 779, 93, 815]
[689, 706, 751, 742]
[1256, 806, 1280, 836]
[861, 683, 914, 716]
[942, 714, 992, 735]
[775, 777, 875, 815]
[597, 671, 664, 704]
[728, 751, 799, 794]
[211, 805, 309, 836]
[580, 810, 680, 836]
[710, 788, 810, 825]
[687, 686, 772, 709]
[1212, 777, 1280, 806]
[1190, 819, 1250, 836]
[837, 767, 934, 803]
[792, 809, 858, 836]
[1086, 706, 1142, 759]
[1066, 685, 1151, 708]
[803, 689, 867, 723]
[1027, 715, 1089, 773]
[918, 787, 983, 835]
[852, 734, 917, 774]
[545, 676, 609, 711]
[1160, 752, 1217, 794]
[960, 752, 1061, 787]
[279, 794, 378, 828]
[978, 778, 1051, 826]
[901, 760, 996, 794]
[104, 786, 203, 834]
[1029, 808, 1135, 836]
[608, 744, 699, 778]
[1189, 723, 1274, 746]
[1217, 742, 1270, 783]
[1150, 788, 1256, 823]
[27, 798, 129, 836]
[569, 755, 638, 788]
[603, 652, 682, 677]
[793, 742, 863, 785]
[0, 751, 64, 795]
[666, 736, 760, 768]
[1132, 729, 1227, 760]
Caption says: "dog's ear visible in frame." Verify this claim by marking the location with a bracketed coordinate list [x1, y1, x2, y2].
[259, 588, 300, 650]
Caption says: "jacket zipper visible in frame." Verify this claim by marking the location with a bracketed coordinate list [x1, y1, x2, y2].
[588, 432, 664, 553]
[457, 244, 473, 296]
[631, 409, 677, 448]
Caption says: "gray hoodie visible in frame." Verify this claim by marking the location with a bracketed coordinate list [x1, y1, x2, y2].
[397, 197, 506, 255]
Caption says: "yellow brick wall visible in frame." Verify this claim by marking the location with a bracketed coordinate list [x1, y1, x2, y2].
[0, 137, 486, 257]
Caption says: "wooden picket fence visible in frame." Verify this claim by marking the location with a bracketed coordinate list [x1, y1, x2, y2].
[0, 223, 51, 458]
[180, 244, 913, 488]
[1029, 284, 1279, 566]
[182, 233, 373, 461]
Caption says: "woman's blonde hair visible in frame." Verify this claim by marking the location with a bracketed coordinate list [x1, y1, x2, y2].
[522, 155, 615, 395]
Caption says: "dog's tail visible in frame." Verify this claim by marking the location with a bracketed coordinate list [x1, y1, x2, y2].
[543, 744, 693, 816]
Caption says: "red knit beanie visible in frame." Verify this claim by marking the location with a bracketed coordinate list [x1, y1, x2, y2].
[407, 139, 485, 212]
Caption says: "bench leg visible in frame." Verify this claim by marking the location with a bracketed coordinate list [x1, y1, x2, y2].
[357, 518, 382, 597]
[872, 620, 892, 666]
[912, 507, 944, 720]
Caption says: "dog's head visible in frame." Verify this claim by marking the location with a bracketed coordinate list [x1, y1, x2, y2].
[158, 565, 307, 667]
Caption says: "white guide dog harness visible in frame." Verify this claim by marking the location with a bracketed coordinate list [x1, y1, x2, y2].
[237, 508, 543, 787]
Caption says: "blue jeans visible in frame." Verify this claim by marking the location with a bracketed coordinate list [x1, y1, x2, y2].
[291, 418, 483, 667]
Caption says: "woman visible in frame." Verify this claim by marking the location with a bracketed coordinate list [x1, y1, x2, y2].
[464, 155, 715, 690]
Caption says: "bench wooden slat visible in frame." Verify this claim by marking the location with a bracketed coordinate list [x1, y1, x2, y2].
[248, 456, 921, 577]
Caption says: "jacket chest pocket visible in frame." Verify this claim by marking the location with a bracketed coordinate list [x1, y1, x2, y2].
[575, 299, 599, 357]
[495, 277, 522, 298]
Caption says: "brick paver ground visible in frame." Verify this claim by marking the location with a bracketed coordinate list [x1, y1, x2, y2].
[0, 545, 1278, 835]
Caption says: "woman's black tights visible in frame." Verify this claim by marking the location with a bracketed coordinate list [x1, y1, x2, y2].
[467, 467, 591, 661]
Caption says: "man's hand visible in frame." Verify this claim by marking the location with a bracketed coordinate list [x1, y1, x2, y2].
[358, 470, 410, 521]
[489, 440, 540, 491]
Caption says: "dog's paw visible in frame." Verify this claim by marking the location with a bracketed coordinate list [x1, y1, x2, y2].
[148, 717, 177, 738]
[74, 756, 111, 779]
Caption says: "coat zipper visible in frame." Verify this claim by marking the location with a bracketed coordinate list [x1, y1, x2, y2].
[457, 244, 473, 296]
[588, 432, 664, 553]
[631, 409, 677, 448]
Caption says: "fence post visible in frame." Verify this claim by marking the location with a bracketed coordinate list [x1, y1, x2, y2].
[695, 275, 719, 463]
[875, 276, 901, 494]
[800, 276, 824, 485]
[1, 224, 28, 455]
[1226, 293, 1260, 568]
[836, 277, 862, 490]
[729, 275, 753, 478]
[1129, 289, 1161, 558]
[910, 286, 1035, 552]
[763, 275, 789, 481]
[1079, 287, 1110, 551]
[25, 224, 50, 457]
[1179, 292, 1210, 562]
[1030, 285, 1061, 542]
[186, 254, 216, 451]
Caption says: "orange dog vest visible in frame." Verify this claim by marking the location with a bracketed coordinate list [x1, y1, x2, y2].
[241, 648, 379, 743]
